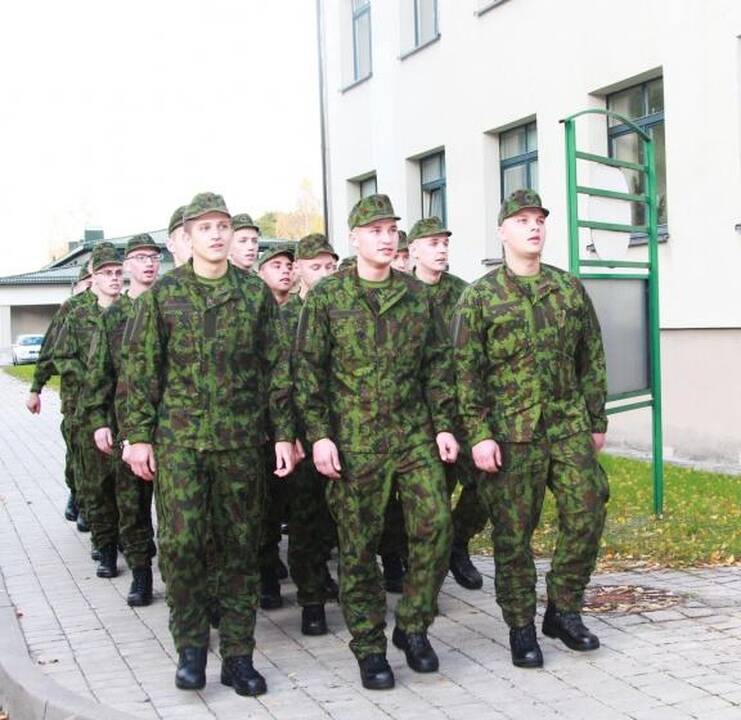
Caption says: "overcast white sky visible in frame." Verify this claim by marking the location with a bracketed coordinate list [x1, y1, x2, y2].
[0, 0, 323, 276]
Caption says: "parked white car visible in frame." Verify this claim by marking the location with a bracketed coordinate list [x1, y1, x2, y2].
[12, 334, 44, 365]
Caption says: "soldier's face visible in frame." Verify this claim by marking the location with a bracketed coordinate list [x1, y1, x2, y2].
[391, 249, 410, 273]
[297, 253, 337, 290]
[351, 219, 398, 268]
[412, 235, 449, 273]
[259, 255, 294, 294]
[230, 228, 260, 270]
[166, 227, 192, 267]
[124, 250, 161, 286]
[93, 264, 123, 299]
[500, 209, 547, 259]
[186, 212, 233, 264]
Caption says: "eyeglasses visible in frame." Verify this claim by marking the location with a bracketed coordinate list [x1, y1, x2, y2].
[95, 268, 124, 279]
[128, 253, 161, 264]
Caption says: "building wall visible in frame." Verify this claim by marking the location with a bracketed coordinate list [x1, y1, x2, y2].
[11, 305, 58, 340]
[321, 0, 741, 466]
[0, 285, 70, 353]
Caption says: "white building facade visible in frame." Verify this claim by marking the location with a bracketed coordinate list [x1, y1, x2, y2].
[318, 0, 741, 467]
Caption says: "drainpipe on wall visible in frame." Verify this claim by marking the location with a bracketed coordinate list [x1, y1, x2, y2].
[315, 0, 332, 240]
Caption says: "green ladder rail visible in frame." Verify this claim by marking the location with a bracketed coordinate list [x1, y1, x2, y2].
[561, 108, 664, 517]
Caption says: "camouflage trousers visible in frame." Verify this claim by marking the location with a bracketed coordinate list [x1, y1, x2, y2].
[327, 442, 452, 660]
[154, 444, 265, 658]
[378, 454, 487, 558]
[60, 417, 77, 498]
[116, 459, 154, 569]
[477, 429, 609, 629]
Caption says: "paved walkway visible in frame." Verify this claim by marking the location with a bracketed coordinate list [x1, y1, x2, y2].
[1, 371, 740, 720]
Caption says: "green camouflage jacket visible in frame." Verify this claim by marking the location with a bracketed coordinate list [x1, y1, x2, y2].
[121, 261, 295, 450]
[83, 293, 136, 433]
[453, 263, 607, 445]
[417, 271, 468, 331]
[52, 295, 111, 419]
[294, 266, 457, 453]
[30, 290, 95, 394]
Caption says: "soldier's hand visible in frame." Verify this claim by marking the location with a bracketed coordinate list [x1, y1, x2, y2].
[294, 439, 306, 464]
[128, 442, 156, 482]
[472, 439, 502, 474]
[592, 432, 606, 452]
[26, 392, 41, 414]
[313, 438, 342, 480]
[436, 432, 460, 464]
[94, 427, 114, 456]
[274, 441, 296, 478]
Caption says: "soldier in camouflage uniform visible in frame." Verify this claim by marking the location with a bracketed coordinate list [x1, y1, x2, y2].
[229, 213, 261, 272]
[408, 216, 489, 590]
[453, 190, 609, 669]
[121, 192, 296, 697]
[166, 205, 191, 266]
[390, 230, 410, 273]
[255, 244, 296, 609]
[338, 255, 357, 271]
[26, 265, 94, 525]
[54, 244, 124, 576]
[84, 234, 162, 606]
[294, 194, 458, 690]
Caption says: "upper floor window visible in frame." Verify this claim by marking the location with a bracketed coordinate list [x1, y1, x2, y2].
[420, 151, 446, 224]
[359, 174, 377, 198]
[500, 121, 538, 200]
[352, 0, 372, 82]
[607, 77, 667, 228]
[414, 0, 439, 47]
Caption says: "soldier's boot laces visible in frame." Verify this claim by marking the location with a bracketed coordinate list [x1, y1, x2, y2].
[127, 566, 153, 607]
[76, 511, 90, 533]
[221, 655, 267, 697]
[301, 604, 327, 636]
[175, 647, 207, 690]
[259, 567, 282, 610]
[358, 653, 395, 690]
[381, 554, 405, 594]
[509, 623, 544, 668]
[542, 602, 600, 651]
[392, 626, 439, 673]
[449, 541, 483, 590]
[96, 543, 118, 579]
[64, 493, 79, 521]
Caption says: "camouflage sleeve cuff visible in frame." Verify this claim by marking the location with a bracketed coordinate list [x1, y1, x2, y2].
[305, 425, 333, 447]
[591, 418, 608, 434]
[30, 381, 43, 394]
[88, 411, 109, 432]
[126, 431, 153, 445]
[468, 425, 496, 447]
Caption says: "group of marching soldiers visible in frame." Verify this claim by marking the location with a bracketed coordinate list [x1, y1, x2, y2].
[25, 188, 610, 698]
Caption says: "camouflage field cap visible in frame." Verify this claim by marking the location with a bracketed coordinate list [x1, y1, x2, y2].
[338, 255, 357, 271]
[125, 233, 160, 257]
[168, 205, 187, 235]
[498, 189, 550, 225]
[257, 243, 295, 270]
[397, 230, 409, 252]
[183, 192, 231, 223]
[296, 233, 338, 261]
[408, 216, 451, 243]
[347, 193, 400, 230]
[90, 243, 122, 272]
[77, 265, 92, 282]
[232, 213, 260, 233]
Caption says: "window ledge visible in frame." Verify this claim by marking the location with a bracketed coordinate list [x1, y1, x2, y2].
[586, 226, 670, 252]
[341, 73, 372, 94]
[400, 34, 441, 61]
[475, 0, 513, 17]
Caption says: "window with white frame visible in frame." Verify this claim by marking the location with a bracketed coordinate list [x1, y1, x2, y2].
[414, 0, 439, 47]
[499, 122, 538, 200]
[352, 0, 372, 82]
[359, 174, 377, 198]
[420, 151, 446, 223]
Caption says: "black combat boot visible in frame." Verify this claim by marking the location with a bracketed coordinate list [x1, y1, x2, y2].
[64, 493, 79, 521]
[381, 554, 405, 594]
[127, 566, 153, 607]
[147, 539, 157, 558]
[449, 541, 483, 590]
[509, 623, 544, 668]
[392, 626, 439, 673]
[96, 543, 118, 578]
[322, 564, 339, 600]
[542, 602, 600, 651]
[175, 647, 207, 690]
[90, 545, 101, 561]
[259, 567, 282, 610]
[221, 655, 267, 696]
[358, 654, 395, 690]
[76, 511, 90, 533]
[301, 604, 327, 636]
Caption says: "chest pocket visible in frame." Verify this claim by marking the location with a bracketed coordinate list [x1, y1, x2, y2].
[161, 301, 196, 359]
[486, 301, 530, 360]
[329, 309, 368, 357]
